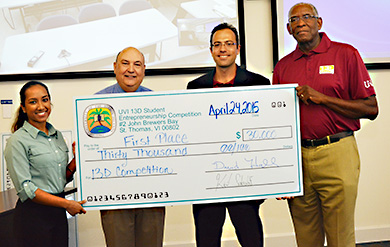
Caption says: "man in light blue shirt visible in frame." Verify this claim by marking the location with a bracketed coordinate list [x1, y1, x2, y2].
[96, 47, 151, 94]
[96, 47, 164, 247]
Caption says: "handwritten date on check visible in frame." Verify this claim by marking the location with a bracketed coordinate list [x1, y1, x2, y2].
[73, 85, 302, 210]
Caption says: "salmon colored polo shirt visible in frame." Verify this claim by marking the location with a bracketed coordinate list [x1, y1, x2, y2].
[273, 33, 376, 139]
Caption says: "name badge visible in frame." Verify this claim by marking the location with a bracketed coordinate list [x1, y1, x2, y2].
[319, 65, 334, 74]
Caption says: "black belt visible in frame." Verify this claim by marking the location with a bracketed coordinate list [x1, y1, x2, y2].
[52, 191, 66, 198]
[301, 131, 354, 147]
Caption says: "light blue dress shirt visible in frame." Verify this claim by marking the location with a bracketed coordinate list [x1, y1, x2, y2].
[5, 121, 69, 202]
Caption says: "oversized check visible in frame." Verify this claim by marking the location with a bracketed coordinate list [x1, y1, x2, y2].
[74, 85, 302, 210]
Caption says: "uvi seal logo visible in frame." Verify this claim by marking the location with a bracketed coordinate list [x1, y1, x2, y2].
[83, 104, 116, 137]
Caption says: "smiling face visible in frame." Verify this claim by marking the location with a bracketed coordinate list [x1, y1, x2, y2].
[21, 84, 51, 130]
[210, 28, 240, 69]
[287, 4, 322, 48]
[114, 47, 145, 92]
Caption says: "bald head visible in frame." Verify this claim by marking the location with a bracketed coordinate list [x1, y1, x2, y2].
[288, 2, 319, 19]
[116, 47, 145, 64]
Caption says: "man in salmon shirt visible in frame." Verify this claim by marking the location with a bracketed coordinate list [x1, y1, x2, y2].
[272, 3, 378, 247]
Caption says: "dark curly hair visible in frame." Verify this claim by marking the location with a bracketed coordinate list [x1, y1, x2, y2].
[210, 22, 239, 49]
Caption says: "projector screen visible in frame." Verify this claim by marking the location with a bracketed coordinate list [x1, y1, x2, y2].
[0, 0, 242, 80]
[273, 0, 390, 68]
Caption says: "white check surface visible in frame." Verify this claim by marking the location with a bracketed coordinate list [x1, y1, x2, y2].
[74, 85, 302, 210]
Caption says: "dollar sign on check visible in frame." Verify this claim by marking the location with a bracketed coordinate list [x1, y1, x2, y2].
[236, 131, 241, 139]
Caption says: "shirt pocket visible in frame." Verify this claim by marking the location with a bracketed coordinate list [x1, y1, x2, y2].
[29, 147, 54, 168]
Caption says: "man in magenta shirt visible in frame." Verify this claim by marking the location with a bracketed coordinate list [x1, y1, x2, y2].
[273, 3, 378, 247]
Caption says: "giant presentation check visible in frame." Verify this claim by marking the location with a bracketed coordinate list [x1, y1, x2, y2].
[74, 85, 302, 210]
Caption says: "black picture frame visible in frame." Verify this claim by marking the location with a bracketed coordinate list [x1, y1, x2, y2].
[0, 1, 246, 82]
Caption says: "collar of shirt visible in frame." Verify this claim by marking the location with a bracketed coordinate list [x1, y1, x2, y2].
[213, 78, 235, 87]
[115, 83, 151, 93]
[96, 83, 152, 94]
[292, 32, 332, 61]
[22, 121, 57, 139]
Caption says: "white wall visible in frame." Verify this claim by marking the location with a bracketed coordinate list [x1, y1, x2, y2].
[0, 0, 389, 246]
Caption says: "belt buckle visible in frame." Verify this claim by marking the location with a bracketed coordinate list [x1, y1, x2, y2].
[327, 135, 331, 144]
[310, 139, 315, 147]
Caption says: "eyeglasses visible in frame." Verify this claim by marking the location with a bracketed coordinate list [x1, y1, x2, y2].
[211, 41, 237, 49]
[289, 14, 319, 24]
